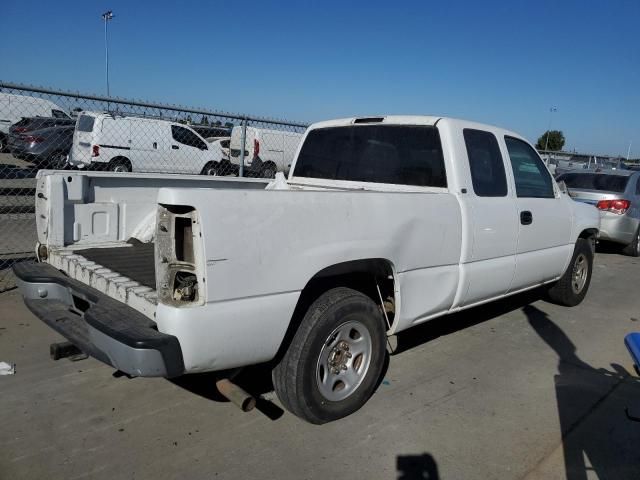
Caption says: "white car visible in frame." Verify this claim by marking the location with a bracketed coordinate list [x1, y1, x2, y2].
[0, 92, 70, 151]
[229, 126, 303, 177]
[68, 112, 223, 174]
[14, 115, 599, 424]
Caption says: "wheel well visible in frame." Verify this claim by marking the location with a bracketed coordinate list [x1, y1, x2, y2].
[273, 259, 396, 363]
[201, 161, 218, 174]
[109, 156, 131, 167]
[579, 228, 598, 252]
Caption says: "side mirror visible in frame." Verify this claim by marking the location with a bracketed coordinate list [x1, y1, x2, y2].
[557, 180, 569, 195]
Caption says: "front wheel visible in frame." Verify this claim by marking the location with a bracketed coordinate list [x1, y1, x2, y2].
[48, 152, 69, 170]
[272, 287, 387, 424]
[546, 238, 593, 307]
[201, 162, 219, 176]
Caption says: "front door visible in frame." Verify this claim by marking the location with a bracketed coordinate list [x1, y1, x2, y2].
[503, 136, 572, 291]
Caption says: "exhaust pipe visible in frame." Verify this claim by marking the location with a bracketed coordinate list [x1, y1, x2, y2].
[216, 378, 256, 412]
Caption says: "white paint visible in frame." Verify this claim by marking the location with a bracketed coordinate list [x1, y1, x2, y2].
[34, 116, 601, 374]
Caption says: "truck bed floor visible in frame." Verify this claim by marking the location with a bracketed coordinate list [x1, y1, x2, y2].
[76, 240, 156, 289]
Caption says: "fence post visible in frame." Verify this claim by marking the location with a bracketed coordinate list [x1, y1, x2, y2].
[239, 117, 247, 177]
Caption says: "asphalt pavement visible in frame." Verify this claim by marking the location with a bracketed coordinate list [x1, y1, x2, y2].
[0, 250, 639, 479]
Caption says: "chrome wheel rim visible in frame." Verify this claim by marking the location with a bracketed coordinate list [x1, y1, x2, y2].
[571, 253, 588, 294]
[316, 320, 372, 402]
[113, 165, 128, 173]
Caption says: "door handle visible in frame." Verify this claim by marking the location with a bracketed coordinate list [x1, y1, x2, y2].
[172, 145, 179, 150]
[153, 142, 158, 149]
[520, 211, 533, 225]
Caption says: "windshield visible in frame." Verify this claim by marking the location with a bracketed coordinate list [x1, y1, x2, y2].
[557, 173, 630, 193]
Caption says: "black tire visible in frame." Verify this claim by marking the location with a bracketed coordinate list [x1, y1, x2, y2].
[261, 162, 277, 179]
[622, 226, 640, 257]
[108, 158, 131, 173]
[272, 287, 387, 424]
[0, 134, 6, 152]
[547, 238, 593, 307]
[201, 162, 219, 176]
[48, 151, 69, 170]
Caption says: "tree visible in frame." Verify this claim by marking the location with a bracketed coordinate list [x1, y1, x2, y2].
[536, 130, 565, 151]
[200, 115, 209, 125]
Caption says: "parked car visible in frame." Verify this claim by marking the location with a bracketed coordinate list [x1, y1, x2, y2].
[229, 126, 303, 177]
[557, 170, 640, 256]
[9, 116, 75, 135]
[68, 112, 224, 174]
[8, 125, 74, 168]
[0, 93, 70, 151]
[13, 115, 599, 424]
[190, 125, 231, 141]
[203, 138, 233, 175]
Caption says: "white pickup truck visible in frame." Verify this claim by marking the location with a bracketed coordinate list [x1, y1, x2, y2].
[14, 116, 599, 423]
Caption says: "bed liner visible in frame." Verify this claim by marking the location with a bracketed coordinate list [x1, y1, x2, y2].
[48, 240, 157, 319]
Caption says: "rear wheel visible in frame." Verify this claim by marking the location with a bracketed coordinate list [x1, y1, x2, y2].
[261, 162, 277, 179]
[546, 238, 593, 306]
[622, 226, 640, 257]
[272, 287, 387, 424]
[108, 158, 131, 173]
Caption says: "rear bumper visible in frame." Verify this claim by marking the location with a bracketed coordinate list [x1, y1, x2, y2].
[599, 213, 639, 245]
[13, 261, 184, 378]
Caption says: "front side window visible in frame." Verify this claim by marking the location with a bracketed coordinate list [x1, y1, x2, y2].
[51, 109, 68, 119]
[171, 125, 207, 150]
[77, 115, 95, 132]
[293, 125, 446, 187]
[505, 136, 554, 198]
[463, 129, 508, 197]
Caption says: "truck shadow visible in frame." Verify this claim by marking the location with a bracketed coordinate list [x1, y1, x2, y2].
[524, 305, 640, 479]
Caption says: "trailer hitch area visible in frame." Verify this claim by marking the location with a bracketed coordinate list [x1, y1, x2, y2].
[50, 341, 88, 362]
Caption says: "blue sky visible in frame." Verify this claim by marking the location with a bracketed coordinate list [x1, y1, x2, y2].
[1, 0, 638, 155]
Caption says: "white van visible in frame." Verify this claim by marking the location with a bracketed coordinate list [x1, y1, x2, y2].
[0, 93, 70, 150]
[69, 112, 224, 174]
[229, 126, 303, 177]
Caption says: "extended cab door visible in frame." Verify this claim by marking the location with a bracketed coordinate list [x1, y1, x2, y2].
[131, 120, 167, 172]
[503, 136, 572, 290]
[458, 128, 519, 306]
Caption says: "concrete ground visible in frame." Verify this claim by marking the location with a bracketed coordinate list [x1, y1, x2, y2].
[1, 250, 639, 480]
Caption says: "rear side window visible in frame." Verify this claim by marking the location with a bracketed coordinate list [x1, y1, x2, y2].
[505, 136, 554, 198]
[558, 173, 630, 193]
[293, 125, 446, 187]
[77, 115, 95, 132]
[171, 125, 208, 150]
[463, 129, 507, 197]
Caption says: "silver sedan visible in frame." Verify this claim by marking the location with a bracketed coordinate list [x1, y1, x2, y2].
[557, 169, 640, 256]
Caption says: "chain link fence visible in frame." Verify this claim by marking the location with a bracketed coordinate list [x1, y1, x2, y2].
[0, 81, 308, 291]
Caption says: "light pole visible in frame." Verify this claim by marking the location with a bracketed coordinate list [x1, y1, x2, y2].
[544, 106, 557, 152]
[102, 11, 114, 97]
